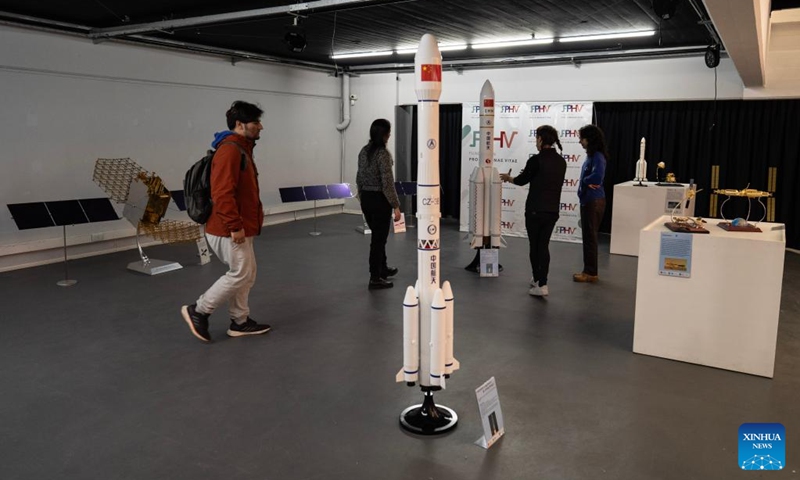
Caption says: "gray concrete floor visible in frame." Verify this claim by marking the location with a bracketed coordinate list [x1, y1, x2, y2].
[0, 214, 798, 480]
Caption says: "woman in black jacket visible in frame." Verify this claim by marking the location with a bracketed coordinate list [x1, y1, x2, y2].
[500, 125, 566, 296]
[356, 119, 402, 290]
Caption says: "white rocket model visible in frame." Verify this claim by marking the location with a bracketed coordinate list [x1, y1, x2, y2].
[396, 33, 459, 389]
[634, 137, 648, 182]
[468, 80, 503, 249]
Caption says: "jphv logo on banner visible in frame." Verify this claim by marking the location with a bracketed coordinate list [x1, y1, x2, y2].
[739, 423, 785, 471]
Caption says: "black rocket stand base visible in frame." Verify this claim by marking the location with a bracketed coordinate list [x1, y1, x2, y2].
[399, 389, 458, 435]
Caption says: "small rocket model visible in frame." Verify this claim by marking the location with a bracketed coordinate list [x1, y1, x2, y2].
[634, 137, 648, 182]
[396, 34, 458, 435]
[468, 80, 503, 249]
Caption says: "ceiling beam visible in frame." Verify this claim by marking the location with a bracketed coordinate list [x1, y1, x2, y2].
[89, 0, 409, 39]
[701, 0, 766, 86]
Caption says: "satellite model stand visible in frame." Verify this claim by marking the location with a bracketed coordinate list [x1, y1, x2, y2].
[302, 186, 330, 236]
[8, 197, 120, 287]
[278, 184, 355, 236]
[93, 158, 203, 275]
[56, 225, 77, 287]
[355, 215, 372, 235]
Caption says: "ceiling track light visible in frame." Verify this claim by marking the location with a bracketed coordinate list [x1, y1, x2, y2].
[330, 50, 394, 59]
[395, 44, 468, 55]
[558, 30, 655, 43]
[471, 38, 554, 50]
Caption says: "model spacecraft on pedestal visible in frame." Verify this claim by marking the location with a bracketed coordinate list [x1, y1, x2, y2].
[634, 137, 648, 185]
[93, 158, 206, 274]
[395, 34, 459, 435]
[468, 80, 503, 250]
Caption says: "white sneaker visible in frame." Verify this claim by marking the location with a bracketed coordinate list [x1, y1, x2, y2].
[529, 284, 549, 296]
[530, 277, 538, 287]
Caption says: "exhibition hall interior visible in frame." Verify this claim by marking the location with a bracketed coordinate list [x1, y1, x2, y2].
[1, 1, 799, 478]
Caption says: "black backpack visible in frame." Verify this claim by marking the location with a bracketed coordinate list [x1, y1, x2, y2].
[184, 141, 247, 224]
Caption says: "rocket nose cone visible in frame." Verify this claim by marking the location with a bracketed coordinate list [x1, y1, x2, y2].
[480, 80, 494, 98]
[415, 33, 441, 63]
[432, 288, 446, 308]
[442, 280, 453, 299]
[404, 286, 418, 305]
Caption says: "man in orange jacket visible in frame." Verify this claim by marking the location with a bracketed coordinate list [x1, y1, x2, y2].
[181, 101, 270, 342]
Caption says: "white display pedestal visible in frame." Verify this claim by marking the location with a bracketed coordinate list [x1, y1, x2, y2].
[633, 216, 786, 378]
[610, 181, 694, 256]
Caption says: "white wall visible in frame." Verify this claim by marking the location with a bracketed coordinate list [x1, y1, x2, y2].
[341, 72, 398, 212]
[0, 26, 345, 270]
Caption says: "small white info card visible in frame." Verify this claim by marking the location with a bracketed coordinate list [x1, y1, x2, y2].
[475, 376, 505, 449]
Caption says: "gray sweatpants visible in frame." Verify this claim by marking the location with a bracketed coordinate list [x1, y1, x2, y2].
[196, 234, 257, 324]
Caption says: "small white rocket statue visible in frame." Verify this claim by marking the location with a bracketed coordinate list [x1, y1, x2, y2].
[468, 80, 503, 249]
[396, 33, 459, 435]
[634, 137, 648, 183]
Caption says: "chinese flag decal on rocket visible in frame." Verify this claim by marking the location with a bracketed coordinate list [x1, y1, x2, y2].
[421, 64, 442, 82]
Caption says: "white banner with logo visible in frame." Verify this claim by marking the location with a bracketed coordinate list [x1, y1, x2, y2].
[459, 102, 593, 243]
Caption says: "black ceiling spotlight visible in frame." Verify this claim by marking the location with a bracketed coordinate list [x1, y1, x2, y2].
[284, 16, 307, 53]
[653, 0, 680, 20]
[705, 43, 720, 68]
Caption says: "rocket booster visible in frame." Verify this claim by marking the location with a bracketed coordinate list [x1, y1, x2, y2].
[397, 33, 459, 389]
[468, 80, 503, 249]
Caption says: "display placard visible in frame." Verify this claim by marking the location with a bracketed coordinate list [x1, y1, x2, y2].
[659, 232, 692, 278]
[475, 376, 505, 449]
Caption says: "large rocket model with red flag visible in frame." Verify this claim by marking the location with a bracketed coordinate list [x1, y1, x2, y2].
[396, 33, 459, 391]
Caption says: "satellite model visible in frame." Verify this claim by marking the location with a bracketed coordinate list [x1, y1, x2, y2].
[93, 158, 206, 274]
[664, 187, 709, 233]
[713, 185, 771, 232]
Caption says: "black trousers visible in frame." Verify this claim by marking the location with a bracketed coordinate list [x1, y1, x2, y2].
[580, 198, 606, 276]
[524, 211, 559, 286]
[360, 191, 392, 279]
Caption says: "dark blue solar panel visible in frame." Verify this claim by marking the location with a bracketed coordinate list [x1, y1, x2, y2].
[327, 183, 353, 199]
[401, 182, 417, 195]
[79, 198, 119, 222]
[279, 187, 306, 203]
[303, 185, 329, 201]
[45, 200, 89, 226]
[7, 202, 56, 230]
[170, 190, 186, 211]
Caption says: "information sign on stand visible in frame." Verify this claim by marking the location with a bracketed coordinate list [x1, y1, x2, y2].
[479, 248, 499, 277]
[659, 232, 692, 278]
[475, 376, 505, 449]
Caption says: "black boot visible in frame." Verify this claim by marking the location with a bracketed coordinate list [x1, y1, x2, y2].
[382, 266, 399, 278]
[368, 277, 393, 290]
